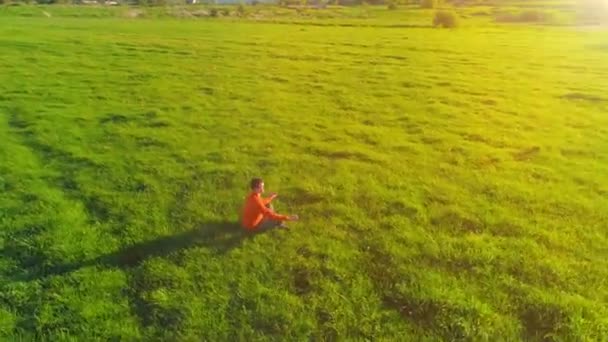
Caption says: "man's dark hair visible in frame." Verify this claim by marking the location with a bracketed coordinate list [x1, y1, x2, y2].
[250, 178, 263, 190]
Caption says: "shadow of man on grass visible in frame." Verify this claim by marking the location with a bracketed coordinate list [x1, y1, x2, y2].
[13, 220, 261, 282]
[95, 221, 247, 268]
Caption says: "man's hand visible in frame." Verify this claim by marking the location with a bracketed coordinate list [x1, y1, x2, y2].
[268, 192, 278, 201]
[287, 214, 299, 221]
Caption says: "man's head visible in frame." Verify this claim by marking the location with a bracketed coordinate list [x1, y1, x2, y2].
[250, 178, 264, 194]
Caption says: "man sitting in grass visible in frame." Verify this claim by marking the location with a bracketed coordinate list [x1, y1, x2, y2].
[241, 178, 298, 231]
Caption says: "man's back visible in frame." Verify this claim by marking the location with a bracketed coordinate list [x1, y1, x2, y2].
[241, 192, 264, 229]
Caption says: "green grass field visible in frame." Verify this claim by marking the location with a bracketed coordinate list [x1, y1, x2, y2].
[1, 3, 608, 341]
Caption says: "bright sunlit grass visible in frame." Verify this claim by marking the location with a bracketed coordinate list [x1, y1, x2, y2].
[0, 3, 607, 341]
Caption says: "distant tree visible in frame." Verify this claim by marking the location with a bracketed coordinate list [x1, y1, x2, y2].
[495, 10, 553, 23]
[420, 0, 437, 8]
[129, 0, 170, 6]
[433, 10, 457, 27]
[237, 3, 246, 16]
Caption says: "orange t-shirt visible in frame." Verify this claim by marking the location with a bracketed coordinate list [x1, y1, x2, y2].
[241, 192, 287, 230]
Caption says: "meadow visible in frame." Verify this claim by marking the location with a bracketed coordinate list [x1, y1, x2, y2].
[0, 2, 607, 340]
